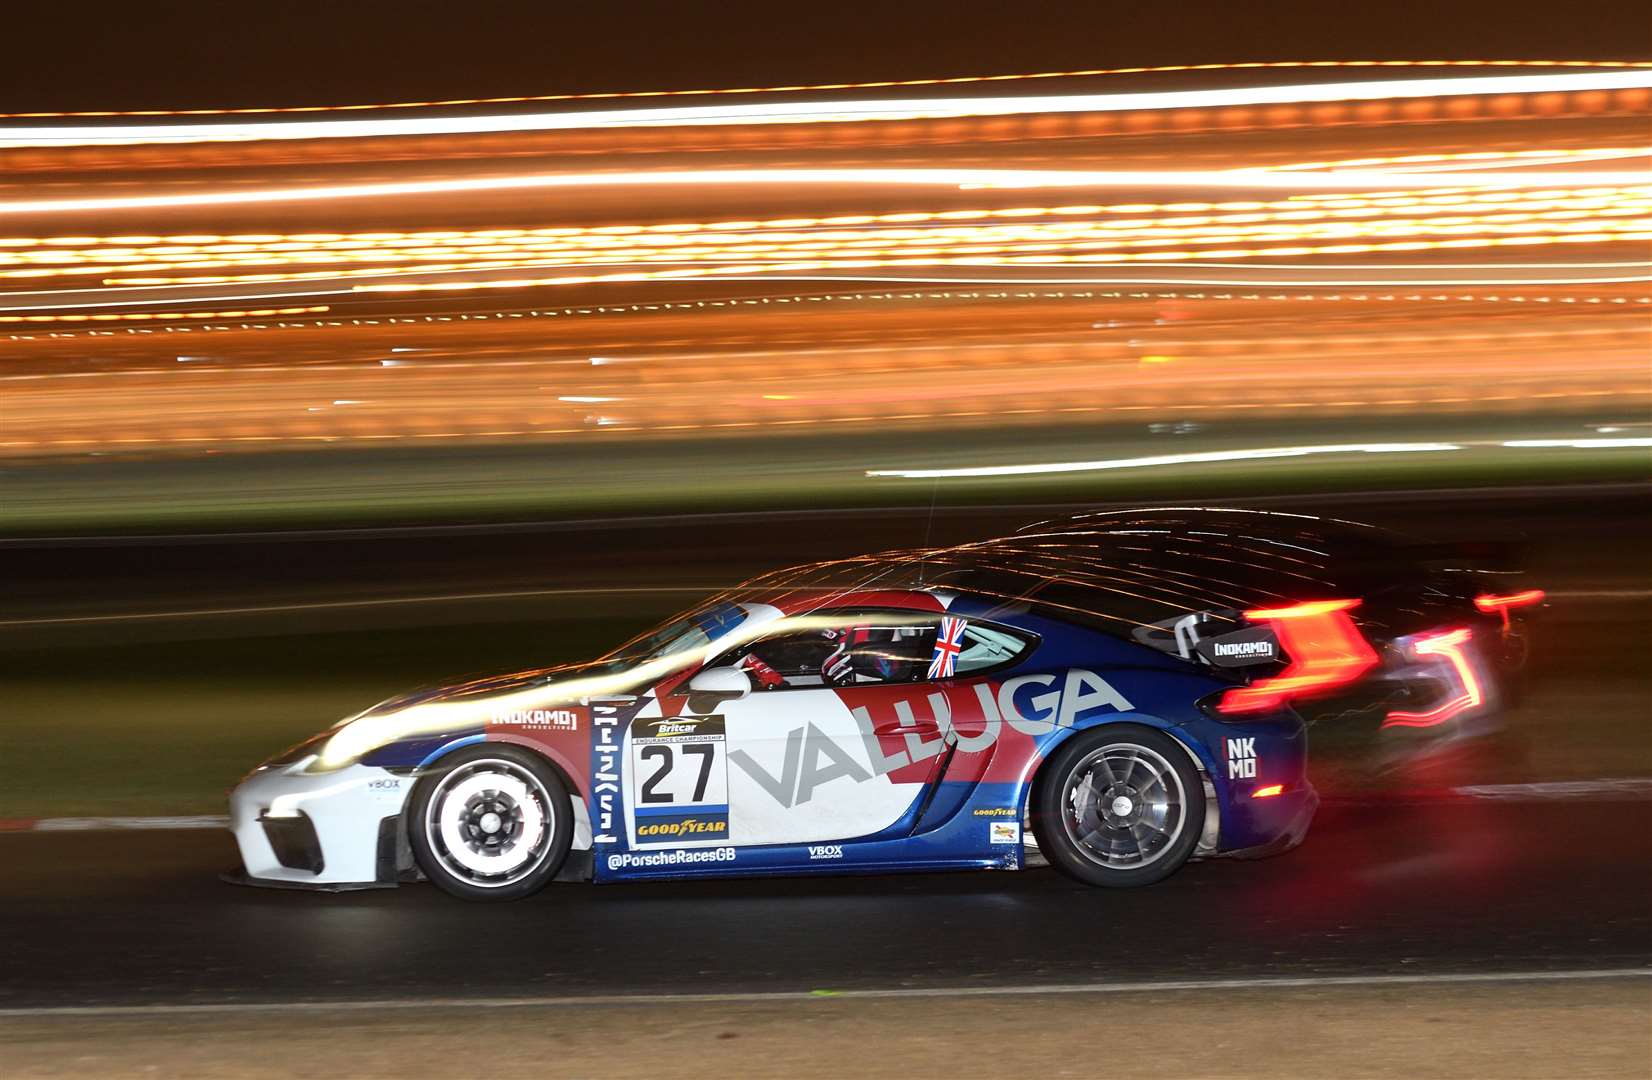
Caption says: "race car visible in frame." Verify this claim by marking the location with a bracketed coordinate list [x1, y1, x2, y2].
[228, 507, 1542, 900]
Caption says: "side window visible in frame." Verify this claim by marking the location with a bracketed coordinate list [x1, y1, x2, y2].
[712, 611, 1032, 689]
[717, 614, 936, 689]
[954, 622, 1032, 676]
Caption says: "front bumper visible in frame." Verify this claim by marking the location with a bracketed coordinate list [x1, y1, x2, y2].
[229, 763, 413, 887]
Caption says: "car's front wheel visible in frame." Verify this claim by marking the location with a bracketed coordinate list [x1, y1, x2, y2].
[1034, 724, 1205, 887]
[408, 745, 572, 901]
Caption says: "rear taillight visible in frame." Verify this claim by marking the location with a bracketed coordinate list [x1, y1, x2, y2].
[1474, 588, 1545, 631]
[1473, 589, 1545, 613]
[1383, 626, 1485, 728]
[1218, 599, 1377, 715]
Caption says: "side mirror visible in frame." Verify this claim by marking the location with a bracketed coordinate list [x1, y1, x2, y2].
[687, 666, 752, 700]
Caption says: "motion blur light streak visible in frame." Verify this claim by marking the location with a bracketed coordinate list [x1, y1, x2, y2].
[1502, 437, 1652, 448]
[8, 58, 1647, 119]
[7, 188, 1644, 285]
[313, 612, 877, 769]
[9, 169, 1648, 217]
[0, 169, 1113, 216]
[867, 444, 1466, 479]
[1, 64, 1647, 457]
[1473, 589, 1548, 613]
[4, 184, 1641, 248]
[1383, 628, 1486, 728]
[1220, 600, 1378, 715]
[1475, 588, 1547, 631]
[5, 71, 1648, 146]
[0, 305, 328, 323]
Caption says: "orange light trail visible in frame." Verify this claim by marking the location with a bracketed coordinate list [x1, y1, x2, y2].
[6, 71, 1647, 148]
[0, 305, 329, 323]
[7, 184, 1630, 290]
[335, 233, 1651, 296]
[2, 63, 1646, 461]
[4, 184, 1644, 251]
[6, 206, 1633, 284]
[6, 59, 1648, 119]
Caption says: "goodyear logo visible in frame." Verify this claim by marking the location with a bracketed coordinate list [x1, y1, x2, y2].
[633, 805, 730, 844]
[636, 817, 729, 839]
[973, 807, 1017, 817]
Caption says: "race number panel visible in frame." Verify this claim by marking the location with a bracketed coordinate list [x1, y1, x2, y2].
[627, 714, 731, 847]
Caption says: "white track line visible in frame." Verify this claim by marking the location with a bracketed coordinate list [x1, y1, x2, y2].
[1, 968, 1646, 1019]
[26, 815, 228, 831]
[1449, 778, 1652, 800]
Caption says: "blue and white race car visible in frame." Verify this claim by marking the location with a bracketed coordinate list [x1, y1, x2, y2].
[229, 508, 1541, 900]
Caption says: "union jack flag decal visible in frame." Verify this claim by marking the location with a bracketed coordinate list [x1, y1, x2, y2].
[927, 616, 967, 680]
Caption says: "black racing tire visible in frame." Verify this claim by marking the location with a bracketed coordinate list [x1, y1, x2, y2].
[1033, 724, 1205, 888]
[407, 744, 573, 901]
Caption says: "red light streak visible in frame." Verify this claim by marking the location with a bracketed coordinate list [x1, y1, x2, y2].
[1252, 784, 1285, 798]
[1475, 588, 1546, 630]
[1384, 628, 1485, 728]
[1475, 588, 1546, 612]
[1220, 599, 1378, 714]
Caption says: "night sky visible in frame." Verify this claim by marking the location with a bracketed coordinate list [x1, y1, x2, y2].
[2, 0, 1644, 113]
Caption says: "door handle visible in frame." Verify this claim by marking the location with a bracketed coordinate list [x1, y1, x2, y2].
[872, 722, 942, 737]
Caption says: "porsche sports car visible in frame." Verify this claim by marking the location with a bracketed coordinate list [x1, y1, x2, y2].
[229, 507, 1542, 900]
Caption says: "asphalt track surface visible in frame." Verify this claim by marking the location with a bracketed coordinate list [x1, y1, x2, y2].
[1, 795, 1649, 1010]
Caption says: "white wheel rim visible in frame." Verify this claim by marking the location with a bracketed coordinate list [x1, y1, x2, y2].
[425, 759, 554, 888]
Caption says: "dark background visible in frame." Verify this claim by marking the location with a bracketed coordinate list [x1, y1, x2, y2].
[2, 0, 1644, 112]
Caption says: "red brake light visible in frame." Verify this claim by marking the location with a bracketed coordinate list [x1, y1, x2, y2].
[1384, 627, 1484, 728]
[1219, 599, 1377, 715]
[1252, 784, 1285, 798]
[1474, 589, 1544, 613]
[1474, 588, 1544, 632]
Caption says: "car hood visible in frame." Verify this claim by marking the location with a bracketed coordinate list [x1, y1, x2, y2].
[349, 657, 653, 722]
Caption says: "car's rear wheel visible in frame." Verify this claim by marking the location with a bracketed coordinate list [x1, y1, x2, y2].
[1034, 724, 1205, 887]
[408, 745, 572, 901]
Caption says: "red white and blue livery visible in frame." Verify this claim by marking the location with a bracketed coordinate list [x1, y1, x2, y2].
[228, 508, 1541, 900]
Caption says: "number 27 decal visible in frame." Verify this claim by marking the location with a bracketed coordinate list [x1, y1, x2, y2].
[638, 743, 717, 803]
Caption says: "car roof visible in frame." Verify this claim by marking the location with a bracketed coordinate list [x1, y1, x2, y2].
[716, 507, 1416, 634]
